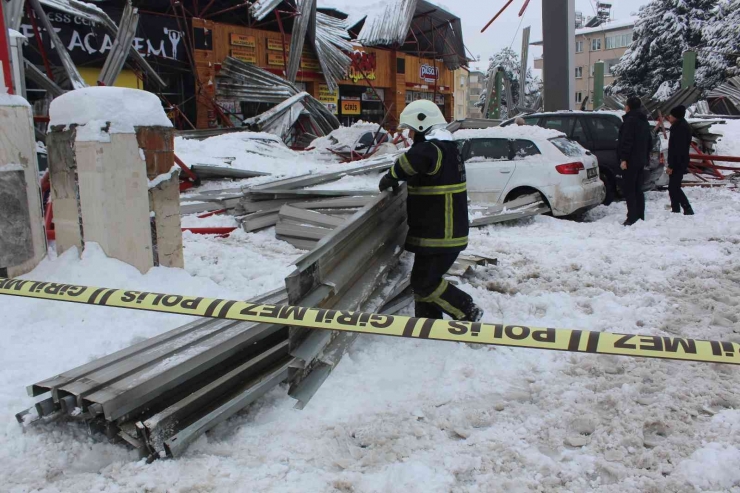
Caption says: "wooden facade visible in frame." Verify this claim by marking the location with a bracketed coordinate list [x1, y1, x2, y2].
[192, 18, 457, 129]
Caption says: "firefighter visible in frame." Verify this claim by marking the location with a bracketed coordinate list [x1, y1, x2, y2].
[379, 100, 483, 322]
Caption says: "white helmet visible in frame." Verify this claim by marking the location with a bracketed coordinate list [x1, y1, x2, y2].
[398, 100, 447, 133]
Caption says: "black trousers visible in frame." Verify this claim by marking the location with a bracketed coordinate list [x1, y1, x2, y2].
[410, 252, 475, 320]
[622, 168, 645, 222]
[669, 171, 692, 213]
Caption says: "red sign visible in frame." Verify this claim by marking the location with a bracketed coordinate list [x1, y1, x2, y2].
[346, 51, 377, 83]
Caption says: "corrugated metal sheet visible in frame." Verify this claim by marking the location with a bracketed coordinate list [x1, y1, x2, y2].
[355, 0, 417, 47]
[98, 2, 139, 87]
[707, 77, 740, 115]
[287, 0, 316, 82]
[315, 12, 352, 92]
[39, 0, 166, 88]
[250, 0, 288, 21]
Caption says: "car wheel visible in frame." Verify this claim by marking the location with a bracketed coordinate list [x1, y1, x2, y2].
[601, 172, 615, 206]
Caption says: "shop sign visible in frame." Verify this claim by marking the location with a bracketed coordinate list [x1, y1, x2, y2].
[341, 99, 362, 115]
[420, 64, 438, 83]
[361, 88, 385, 102]
[301, 59, 322, 71]
[267, 38, 285, 51]
[231, 48, 256, 64]
[20, 7, 188, 65]
[346, 51, 377, 83]
[268, 52, 285, 66]
[319, 84, 339, 115]
[230, 34, 256, 48]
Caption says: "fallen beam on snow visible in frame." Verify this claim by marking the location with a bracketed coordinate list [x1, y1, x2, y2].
[470, 194, 551, 227]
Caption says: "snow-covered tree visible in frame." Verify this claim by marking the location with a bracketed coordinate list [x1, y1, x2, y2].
[610, 0, 718, 97]
[699, 0, 740, 87]
[477, 47, 542, 119]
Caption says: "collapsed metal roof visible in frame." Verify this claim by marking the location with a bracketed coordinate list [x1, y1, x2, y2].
[335, 0, 467, 70]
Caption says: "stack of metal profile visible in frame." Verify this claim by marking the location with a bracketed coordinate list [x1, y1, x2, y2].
[16, 189, 412, 459]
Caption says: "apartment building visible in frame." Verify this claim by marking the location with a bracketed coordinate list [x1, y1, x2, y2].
[468, 70, 485, 118]
[574, 18, 635, 110]
[453, 67, 470, 120]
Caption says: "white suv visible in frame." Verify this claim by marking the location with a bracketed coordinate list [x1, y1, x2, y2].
[454, 127, 606, 217]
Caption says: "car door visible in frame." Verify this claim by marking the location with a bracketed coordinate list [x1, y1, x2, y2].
[571, 117, 594, 151]
[584, 116, 621, 171]
[464, 138, 516, 203]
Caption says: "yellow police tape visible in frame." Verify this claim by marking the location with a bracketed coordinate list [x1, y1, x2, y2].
[1, 277, 739, 365]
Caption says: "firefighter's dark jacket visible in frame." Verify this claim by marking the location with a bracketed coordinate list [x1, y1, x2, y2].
[385, 138, 469, 254]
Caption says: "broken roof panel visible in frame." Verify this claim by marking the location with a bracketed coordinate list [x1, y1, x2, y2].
[317, 0, 466, 70]
[38, 0, 167, 88]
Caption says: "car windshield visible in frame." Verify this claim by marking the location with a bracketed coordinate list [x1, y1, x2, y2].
[550, 137, 584, 157]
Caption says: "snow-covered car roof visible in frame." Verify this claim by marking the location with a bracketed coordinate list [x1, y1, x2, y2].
[453, 126, 566, 141]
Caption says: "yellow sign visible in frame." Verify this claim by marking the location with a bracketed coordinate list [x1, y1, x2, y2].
[231, 49, 257, 64]
[266, 38, 284, 51]
[318, 84, 338, 104]
[230, 34, 256, 48]
[318, 84, 338, 114]
[301, 59, 321, 71]
[267, 53, 285, 66]
[341, 100, 361, 115]
[3, 277, 740, 366]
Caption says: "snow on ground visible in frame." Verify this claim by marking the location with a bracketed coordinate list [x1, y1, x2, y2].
[3, 185, 740, 492]
[3, 121, 740, 490]
[714, 119, 740, 157]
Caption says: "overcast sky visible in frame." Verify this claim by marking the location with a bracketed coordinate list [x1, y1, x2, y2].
[448, 0, 649, 73]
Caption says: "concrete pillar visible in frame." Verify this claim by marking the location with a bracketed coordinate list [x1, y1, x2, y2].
[682, 50, 697, 90]
[0, 95, 46, 277]
[492, 70, 503, 119]
[542, 0, 576, 111]
[593, 61, 605, 110]
[47, 87, 183, 274]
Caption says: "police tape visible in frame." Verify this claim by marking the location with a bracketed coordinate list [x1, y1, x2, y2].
[1, 277, 739, 365]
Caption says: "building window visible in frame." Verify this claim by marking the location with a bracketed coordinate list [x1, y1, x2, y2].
[470, 75, 478, 84]
[591, 38, 602, 51]
[575, 66, 583, 79]
[576, 92, 583, 103]
[605, 58, 620, 75]
[606, 33, 631, 50]
[590, 65, 595, 77]
[575, 40, 584, 53]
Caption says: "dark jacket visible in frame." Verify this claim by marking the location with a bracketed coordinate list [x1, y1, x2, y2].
[618, 109, 653, 173]
[668, 118, 692, 173]
[386, 137, 469, 254]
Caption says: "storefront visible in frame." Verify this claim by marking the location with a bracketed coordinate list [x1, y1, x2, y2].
[19, 6, 196, 125]
[194, 18, 455, 130]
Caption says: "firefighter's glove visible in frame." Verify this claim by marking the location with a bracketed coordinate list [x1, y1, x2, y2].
[379, 174, 400, 193]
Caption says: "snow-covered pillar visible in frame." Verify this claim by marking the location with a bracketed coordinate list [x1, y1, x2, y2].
[542, 0, 575, 111]
[0, 94, 46, 277]
[47, 87, 183, 274]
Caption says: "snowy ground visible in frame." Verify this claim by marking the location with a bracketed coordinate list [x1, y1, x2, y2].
[3, 186, 740, 492]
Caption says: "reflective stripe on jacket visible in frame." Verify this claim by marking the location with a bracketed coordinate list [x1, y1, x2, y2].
[387, 138, 469, 254]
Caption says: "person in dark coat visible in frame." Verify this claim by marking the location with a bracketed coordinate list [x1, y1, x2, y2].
[617, 96, 653, 226]
[379, 100, 483, 322]
[666, 105, 694, 215]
